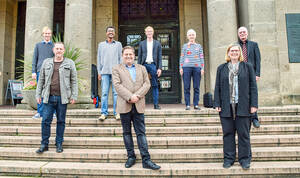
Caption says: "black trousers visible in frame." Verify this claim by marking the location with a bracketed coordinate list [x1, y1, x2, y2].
[120, 105, 150, 162]
[220, 110, 252, 164]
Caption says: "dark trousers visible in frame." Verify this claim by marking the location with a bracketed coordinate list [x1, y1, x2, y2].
[252, 112, 259, 121]
[183, 67, 201, 106]
[120, 105, 150, 162]
[220, 108, 252, 165]
[41, 95, 67, 145]
[144, 63, 159, 105]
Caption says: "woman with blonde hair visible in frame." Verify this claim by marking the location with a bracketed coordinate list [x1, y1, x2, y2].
[214, 43, 258, 169]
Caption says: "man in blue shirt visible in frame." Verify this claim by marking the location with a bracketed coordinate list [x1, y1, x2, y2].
[32, 26, 55, 119]
[112, 46, 160, 170]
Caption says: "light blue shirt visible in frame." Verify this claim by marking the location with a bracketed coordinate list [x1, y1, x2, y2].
[125, 64, 136, 82]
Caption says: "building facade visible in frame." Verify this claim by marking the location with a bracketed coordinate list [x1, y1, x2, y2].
[0, 0, 300, 106]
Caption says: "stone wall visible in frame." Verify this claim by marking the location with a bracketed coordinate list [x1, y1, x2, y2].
[179, 0, 205, 104]
[238, 0, 281, 106]
[275, 0, 300, 104]
[0, 0, 17, 105]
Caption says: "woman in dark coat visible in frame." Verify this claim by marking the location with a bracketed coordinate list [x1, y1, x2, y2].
[214, 43, 258, 169]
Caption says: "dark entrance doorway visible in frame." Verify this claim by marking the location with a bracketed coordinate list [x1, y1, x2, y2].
[118, 0, 181, 104]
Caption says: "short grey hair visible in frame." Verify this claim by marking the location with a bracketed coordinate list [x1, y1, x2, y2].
[187, 29, 196, 36]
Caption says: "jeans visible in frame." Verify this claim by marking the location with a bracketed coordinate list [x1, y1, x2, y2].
[101, 74, 117, 116]
[36, 72, 43, 116]
[183, 67, 201, 106]
[120, 105, 151, 162]
[41, 95, 67, 145]
[144, 63, 159, 105]
[36, 72, 56, 117]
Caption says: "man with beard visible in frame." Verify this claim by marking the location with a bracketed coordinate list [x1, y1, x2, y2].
[97, 26, 122, 120]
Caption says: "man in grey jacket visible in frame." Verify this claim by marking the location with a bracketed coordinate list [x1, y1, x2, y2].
[35, 42, 78, 154]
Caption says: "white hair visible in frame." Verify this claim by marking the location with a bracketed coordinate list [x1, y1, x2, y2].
[187, 29, 196, 36]
[238, 26, 248, 33]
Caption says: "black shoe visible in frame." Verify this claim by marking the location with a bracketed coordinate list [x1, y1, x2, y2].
[125, 157, 136, 168]
[185, 106, 191, 110]
[241, 162, 250, 169]
[154, 105, 161, 110]
[223, 162, 233, 168]
[142, 160, 161, 170]
[253, 119, 260, 128]
[56, 143, 63, 153]
[36, 144, 48, 154]
[194, 105, 201, 110]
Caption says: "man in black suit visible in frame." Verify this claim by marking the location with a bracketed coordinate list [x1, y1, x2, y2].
[238, 26, 261, 128]
[138, 26, 162, 110]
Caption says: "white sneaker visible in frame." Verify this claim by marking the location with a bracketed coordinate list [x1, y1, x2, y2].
[32, 113, 41, 119]
[98, 114, 107, 121]
[115, 114, 120, 120]
[53, 114, 57, 119]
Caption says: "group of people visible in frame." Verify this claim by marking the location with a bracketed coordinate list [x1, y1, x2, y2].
[32, 25, 261, 171]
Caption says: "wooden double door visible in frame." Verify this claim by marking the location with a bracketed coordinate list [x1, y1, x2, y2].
[119, 25, 181, 103]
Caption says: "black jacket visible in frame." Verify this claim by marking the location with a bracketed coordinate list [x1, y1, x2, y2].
[137, 40, 162, 69]
[239, 40, 261, 77]
[214, 62, 258, 117]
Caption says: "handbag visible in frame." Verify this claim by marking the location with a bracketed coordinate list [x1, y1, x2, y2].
[203, 92, 214, 108]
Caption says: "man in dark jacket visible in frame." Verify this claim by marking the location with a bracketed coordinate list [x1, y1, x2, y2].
[138, 26, 162, 110]
[238, 26, 261, 128]
[32, 26, 55, 119]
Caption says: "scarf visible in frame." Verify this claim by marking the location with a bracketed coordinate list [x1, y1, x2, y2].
[228, 61, 239, 119]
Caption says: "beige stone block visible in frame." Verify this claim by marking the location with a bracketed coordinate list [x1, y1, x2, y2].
[96, 6, 112, 19]
[0, 0, 6, 11]
[285, 0, 300, 11]
[96, 0, 113, 7]
[42, 162, 171, 176]
[0, 160, 46, 175]
[184, 4, 201, 17]
[249, 0, 275, 23]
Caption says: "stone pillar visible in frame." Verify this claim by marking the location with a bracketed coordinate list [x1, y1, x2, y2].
[64, 0, 92, 105]
[207, 0, 237, 94]
[24, 0, 54, 82]
[0, 0, 18, 104]
[239, 0, 281, 105]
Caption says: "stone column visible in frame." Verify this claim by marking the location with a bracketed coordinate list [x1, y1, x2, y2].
[245, 0, 281, 105]
[0, 0, 17, 104]
[64, 0, 92, 105]
[24, 0, 54, 82]
[207, 0, 237, 94]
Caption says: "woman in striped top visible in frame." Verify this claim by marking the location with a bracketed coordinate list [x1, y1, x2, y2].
[179, 29, 205, 110]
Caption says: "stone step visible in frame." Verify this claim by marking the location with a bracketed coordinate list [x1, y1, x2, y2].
[0, 124, 299, 136]
[0, 146, 299, 163]
[1, 106, 299, 118]
[1, 115, 300, 127]
[1, 135, 299, 149]
[0, 160, 299, 177]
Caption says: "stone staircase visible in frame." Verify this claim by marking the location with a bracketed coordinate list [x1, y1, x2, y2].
[0, 105, 300, 177]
